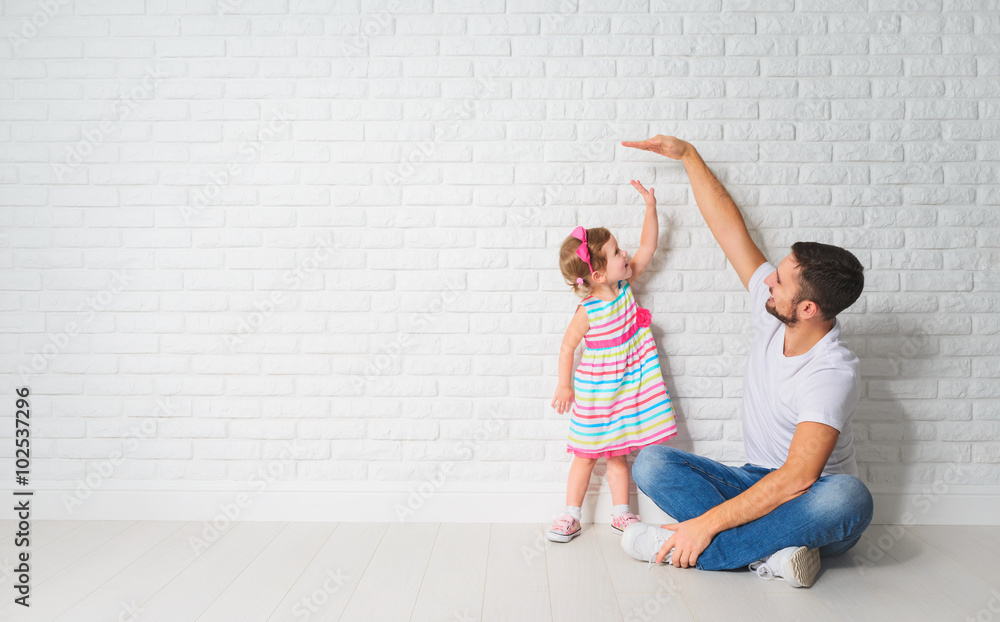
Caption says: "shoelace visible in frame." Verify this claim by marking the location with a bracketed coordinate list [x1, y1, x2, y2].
[749, 560, 781, 581]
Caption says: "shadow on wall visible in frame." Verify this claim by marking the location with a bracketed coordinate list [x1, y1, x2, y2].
[843, 299, 971, 531]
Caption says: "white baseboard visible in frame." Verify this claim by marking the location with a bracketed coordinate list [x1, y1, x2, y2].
[14, 481, 1000, 526]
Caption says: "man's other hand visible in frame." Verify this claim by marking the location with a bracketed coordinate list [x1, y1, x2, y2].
[656, 515, 717, 568]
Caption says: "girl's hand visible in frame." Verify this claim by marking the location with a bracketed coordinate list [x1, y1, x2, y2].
[630, 180, 655, 208]
[551, 385, 574, 414]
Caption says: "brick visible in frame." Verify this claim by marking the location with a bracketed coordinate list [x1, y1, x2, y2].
[901, 442, 971, 463]
[684, 15, 755, 34]
[653, 35, 725, 57]
[763, 58, 831, 79]
[869, 380, 937, 399]
[756, 14, 825, 33]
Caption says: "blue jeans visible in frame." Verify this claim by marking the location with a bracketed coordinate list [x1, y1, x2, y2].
[632, 445, 874, 571]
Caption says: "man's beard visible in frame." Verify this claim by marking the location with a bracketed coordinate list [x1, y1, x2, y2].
[765, 297, 799, 327]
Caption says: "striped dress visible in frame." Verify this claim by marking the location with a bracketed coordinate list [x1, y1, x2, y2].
[568, 280, 677, 459]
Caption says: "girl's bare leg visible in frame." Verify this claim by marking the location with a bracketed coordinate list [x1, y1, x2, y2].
[606, 455, 631, 507]
[566, 456, 598, 507]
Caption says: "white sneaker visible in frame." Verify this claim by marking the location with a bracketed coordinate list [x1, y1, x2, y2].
[748, 546, 820, 588]
[621, 522, 675, 569]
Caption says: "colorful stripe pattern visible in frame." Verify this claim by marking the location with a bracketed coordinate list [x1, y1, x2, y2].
[568, 280, 677, 459]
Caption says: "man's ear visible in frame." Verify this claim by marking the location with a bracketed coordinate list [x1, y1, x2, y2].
[799, 299, 821, 320]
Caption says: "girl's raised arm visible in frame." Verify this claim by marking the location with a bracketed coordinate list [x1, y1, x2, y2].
[627, 180, 659, 283]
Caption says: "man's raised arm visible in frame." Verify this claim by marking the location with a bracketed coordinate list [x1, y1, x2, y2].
[622, 136, 767, 291]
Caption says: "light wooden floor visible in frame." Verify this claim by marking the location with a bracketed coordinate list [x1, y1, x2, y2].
[0, 521, 997, 621]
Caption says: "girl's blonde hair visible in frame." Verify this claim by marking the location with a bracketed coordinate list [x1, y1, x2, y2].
[559, 227, 611, 297]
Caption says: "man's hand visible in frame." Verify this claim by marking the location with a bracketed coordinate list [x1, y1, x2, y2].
[655, 515, 718, 568]
[622, 135, 691, 160]
[551, 385, 574, 414]
[625, 133, 766, 290]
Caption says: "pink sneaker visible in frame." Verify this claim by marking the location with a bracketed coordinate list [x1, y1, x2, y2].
[611, 511, 641, 534]
[546, 513, 582, 543]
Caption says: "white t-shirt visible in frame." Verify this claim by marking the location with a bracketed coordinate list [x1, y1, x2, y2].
[742, 262, 860, 478]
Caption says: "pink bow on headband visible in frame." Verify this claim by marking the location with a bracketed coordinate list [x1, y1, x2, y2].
[571, 226, 593, 285]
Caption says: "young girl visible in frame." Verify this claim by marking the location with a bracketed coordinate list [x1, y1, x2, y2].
[546, 180, 678, 543]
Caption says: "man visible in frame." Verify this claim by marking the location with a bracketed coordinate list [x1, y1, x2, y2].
[617, 135, 874, 588]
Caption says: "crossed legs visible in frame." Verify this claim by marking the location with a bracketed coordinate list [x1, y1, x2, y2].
[632, 445, 874, 571]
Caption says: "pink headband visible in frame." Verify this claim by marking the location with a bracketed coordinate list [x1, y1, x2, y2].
[570, 226, 593, 285]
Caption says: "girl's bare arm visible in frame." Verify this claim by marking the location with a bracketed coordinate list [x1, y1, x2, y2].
[551, 305, 590, 413]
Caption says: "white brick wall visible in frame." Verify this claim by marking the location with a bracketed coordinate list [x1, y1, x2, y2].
[2, 1, 1000, 517]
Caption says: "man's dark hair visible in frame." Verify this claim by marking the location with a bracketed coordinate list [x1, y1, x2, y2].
[789, 241, 864, 321]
